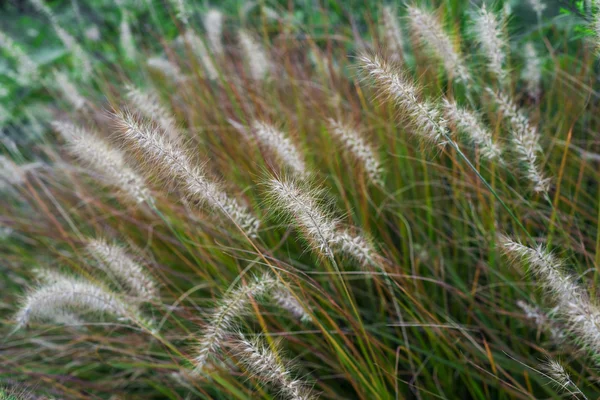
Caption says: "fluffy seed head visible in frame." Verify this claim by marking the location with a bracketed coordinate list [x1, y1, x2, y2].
[182, 30, 219, 80]
[527, 0, 547, 19]
[442, 99, 502, 161]
[53, 71, 86, 110]
[407, 6, 470, 83]
[522, 43, 542, 100]
[233, 333, 317, 400]
[251, 121, 307, 178]
[125, 85, 180, 140]
[86, 238, 158, 302]
[359, 53, 449, 146]
[52, 120, 151, 204]
[472, 6, 506, 80]
[147, 57, 186, 83]
[194, 273, 278, 372]
[327, 118, 383, 185]
[14, 275, 138, 329]
[204, 9, 224, 56]
[119, 10, 136, 62]
[238, 30, 271, 81]
[114, 110, 260, 237]
[381, 6, 403, 62]
[0, 29, 38, 85]
[488, 90, 549, 192]
[500, 235, 600, 362]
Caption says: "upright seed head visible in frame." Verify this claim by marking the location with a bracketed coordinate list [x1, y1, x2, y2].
[52, 120, 151, 204]
[407, 6, 470, 84]
[522, 42, 542, 100]
[0, 29, 38, 85]
[86, 238, 158, 302]
[182, 30, 219, 80]
[204, 9, 224, 56]
[381, 5, 403, 62]
[472, 6, 506, 81]
[119, 10, 136, 62]
[238, 29, 271, 81]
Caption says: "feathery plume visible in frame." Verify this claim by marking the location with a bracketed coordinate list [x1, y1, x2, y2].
[194, 273, 278, 372]
[381, 6, 403, 62]
[147, 57, 186, 83]
[0, 156, 40, 190]
[14, 275, 138, 329]
[238, 30, 271, 81]
[500, 236, 600, 362]
[53, 71, 86, 110]
[266, 176, 376, 265]
[251, 121, 307, 177]
[488, 90, 549, 192]
[204, 9, 224, 56]
[233, 333, 317, 400]
[442, 99, 502, 161]
[52, 120, 151, 204]
[0, 30, 38, 85]
[358, 53, 449, 146]
[86, 238, 158, 302]
[114, 110, 260, 237]
[516, 300, 565, 341]
[125, 85, 181, 140]
[327, 118, 383, 184]
[407, 6, 470, 83]
[472, 6, 506, 81]
[183, 30, 219, 80]
[522, 43, 542, 100]
[119, 10, 136, 62]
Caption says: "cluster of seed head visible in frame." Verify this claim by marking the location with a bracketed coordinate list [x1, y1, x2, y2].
[407, 6, 470, 84]
[194, 273, 308, 373]
[442, 99, 502, 161]
[327, 118, 383, 185]
[52, 120, 151, 204]
[233, 334, 317, 400]
[251, 121, 307, 178]
[115, 111, 260, 237]
[359, 53, 449, 146]
[500, 236, 600, 362]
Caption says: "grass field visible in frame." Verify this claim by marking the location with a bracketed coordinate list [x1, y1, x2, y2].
[2, 0, 600, 398]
